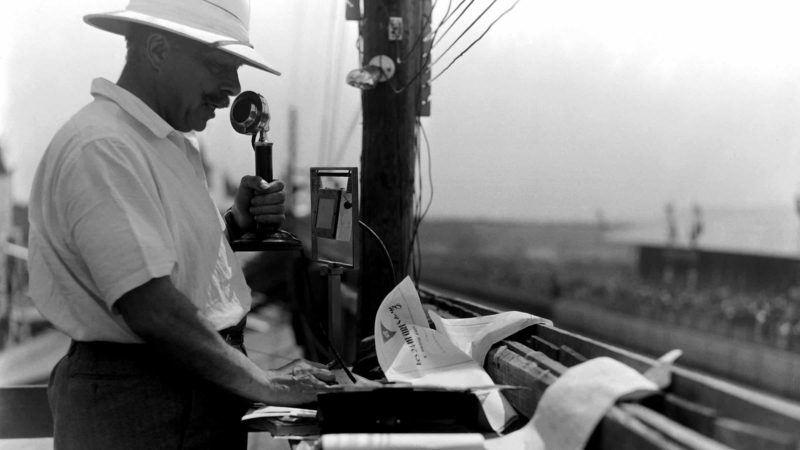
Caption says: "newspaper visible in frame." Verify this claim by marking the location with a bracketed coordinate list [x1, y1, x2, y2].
[374, 277, 551, 432]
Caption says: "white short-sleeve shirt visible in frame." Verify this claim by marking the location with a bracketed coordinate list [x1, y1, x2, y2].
[28, 78, 252, 343]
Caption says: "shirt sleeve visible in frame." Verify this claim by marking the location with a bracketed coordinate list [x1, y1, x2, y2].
[58, 136, 177, 307]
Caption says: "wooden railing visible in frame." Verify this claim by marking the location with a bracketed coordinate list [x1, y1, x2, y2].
[0, 385, 51, 438]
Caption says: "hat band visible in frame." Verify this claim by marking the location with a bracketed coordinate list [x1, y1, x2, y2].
[212, 40, 254, 49]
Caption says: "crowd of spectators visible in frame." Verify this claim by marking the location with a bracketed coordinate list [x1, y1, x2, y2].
[568, 279, 800, 352]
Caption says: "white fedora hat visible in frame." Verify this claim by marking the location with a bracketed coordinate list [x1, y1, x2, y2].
[84, 0, 280, 75]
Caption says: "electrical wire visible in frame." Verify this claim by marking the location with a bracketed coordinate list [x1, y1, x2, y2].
[431, 0, 521, 82]
[407, 119, 435, 284]
[388, 0, 519, 94]
[402, 1, 518, 279]
[384, 0, 444, 94]
[415, 124, 425, 279]
[430, 0, 499, 68]
[412, 153, 424, 282]
[385, 10, 434, 94]
[431, 0, 476, 48]
[386, 44, 432, 94]
[417, 121, 435, 226]
[406, 124, 423, 279]
[439, 0, 473, 27]
[384, 0, 477, 94]
[395, 0, 446, 66]
[358, 220, 398, 286]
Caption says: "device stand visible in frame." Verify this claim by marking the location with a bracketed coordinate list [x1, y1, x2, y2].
[309, 168, 360, 362]
[320, 264, 346, 359]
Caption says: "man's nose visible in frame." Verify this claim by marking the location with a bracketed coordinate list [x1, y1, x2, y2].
[220, 70, 241, 98]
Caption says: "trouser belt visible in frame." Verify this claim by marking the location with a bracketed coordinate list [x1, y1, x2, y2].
[68, 316, 248, 355]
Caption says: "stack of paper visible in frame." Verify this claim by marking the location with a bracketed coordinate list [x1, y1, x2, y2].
[242, 405, 319, 437]
[374, 277, 552, 432]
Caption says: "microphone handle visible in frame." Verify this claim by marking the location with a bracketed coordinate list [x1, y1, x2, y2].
[253, 140, 276, 233]
[254, 140, 274, 182]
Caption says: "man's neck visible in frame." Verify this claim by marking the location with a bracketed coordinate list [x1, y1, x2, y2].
[117, 67, 164, 122]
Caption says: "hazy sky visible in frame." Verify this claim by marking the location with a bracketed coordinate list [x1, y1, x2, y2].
[2, 0, 800, 223]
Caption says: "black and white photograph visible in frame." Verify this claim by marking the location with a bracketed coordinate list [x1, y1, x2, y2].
[2, 1, 800, 449]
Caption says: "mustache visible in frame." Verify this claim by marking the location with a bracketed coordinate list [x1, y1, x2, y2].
[204, 96, 230, 109]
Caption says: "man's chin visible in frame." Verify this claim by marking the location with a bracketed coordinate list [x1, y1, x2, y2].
[184, 119, 210, 132]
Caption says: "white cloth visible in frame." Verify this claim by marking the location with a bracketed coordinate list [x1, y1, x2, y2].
[28, 78, 251, 342]
[484, 357, 658, 450]
[531, 356, 658, 450]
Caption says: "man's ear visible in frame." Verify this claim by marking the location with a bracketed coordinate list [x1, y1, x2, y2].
[144, 32, 170, 72]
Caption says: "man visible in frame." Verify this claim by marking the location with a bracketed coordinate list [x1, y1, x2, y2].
[27, 0, 335, 448]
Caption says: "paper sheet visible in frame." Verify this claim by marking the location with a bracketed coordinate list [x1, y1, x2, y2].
[374, 277, 550, 432]
[242, 405, 317, 421]
[428, 310, 552, 366]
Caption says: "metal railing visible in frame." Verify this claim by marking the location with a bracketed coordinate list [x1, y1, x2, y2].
[421, 287, 800, 450]
[0, 240, 53, 439]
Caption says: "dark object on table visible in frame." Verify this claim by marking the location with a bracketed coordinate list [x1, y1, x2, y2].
[317, 386, 488, 434]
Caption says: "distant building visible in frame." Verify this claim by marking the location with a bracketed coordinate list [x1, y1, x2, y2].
[638, 245, 800, 292]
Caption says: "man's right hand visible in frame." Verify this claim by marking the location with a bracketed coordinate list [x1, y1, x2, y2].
[232, 175, 286, 231]
[264, 359, 338, 405]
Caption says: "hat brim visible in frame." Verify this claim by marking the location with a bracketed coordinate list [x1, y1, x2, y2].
[84, 11, 281, 76]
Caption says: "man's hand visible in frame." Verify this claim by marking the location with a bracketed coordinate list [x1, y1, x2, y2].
[264, 359, 338, 405]
[232, 176, 286, 230]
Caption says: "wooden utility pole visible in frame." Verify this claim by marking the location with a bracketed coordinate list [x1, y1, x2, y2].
[358, 0, 424, 338]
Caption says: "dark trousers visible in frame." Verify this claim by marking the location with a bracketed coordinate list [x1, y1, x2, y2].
[48, 339, 250, 450]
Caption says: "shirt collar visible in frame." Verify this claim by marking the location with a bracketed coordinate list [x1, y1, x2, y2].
[90, 77, 176, 140]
